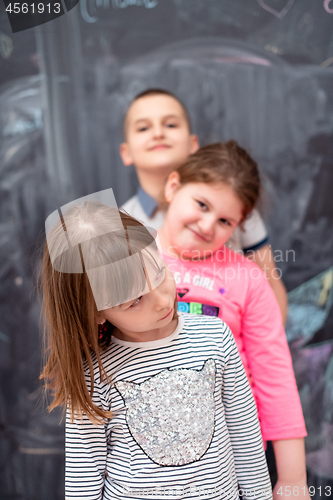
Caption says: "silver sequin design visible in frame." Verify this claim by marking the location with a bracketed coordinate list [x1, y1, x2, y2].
[115, 359, 216, 466]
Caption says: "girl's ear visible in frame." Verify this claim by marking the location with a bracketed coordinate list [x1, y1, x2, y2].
[96, 313, 106, 325]
[165, 171, 181, 203]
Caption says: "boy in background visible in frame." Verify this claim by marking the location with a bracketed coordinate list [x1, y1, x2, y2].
[120, 89, 288, 323]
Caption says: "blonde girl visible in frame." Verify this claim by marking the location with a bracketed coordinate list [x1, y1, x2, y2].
[41, 199, 272, 500]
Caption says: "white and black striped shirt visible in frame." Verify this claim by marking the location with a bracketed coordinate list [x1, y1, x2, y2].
[66, 314, 272, 500]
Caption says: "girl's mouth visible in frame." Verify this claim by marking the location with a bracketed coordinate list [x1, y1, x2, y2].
[159, 308, 173, 320]
[187, 227, 208, 242]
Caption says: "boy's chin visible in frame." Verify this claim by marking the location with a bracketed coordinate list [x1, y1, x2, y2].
[140, 161, 176, 173]
[144, 153, 181, 169]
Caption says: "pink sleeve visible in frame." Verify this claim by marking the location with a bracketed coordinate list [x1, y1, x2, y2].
[241, 266, 307, 441]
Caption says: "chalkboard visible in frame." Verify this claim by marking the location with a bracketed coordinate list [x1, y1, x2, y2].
[1, 1, 333, 498]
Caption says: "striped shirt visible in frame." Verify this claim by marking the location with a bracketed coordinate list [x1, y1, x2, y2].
[65, 314, 272, 500]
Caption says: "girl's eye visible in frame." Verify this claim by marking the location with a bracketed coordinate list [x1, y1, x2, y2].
[219, 218, 231, 226]
[197, 200, 208, 210]
[137, 126, 148, 132]
[166, 122, 177, 128]
[130, 296, 142, 307]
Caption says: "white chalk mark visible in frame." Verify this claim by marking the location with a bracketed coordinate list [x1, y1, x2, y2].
[80, 0, 98, 23]
[324, 0, 333, 13]
[14, 276, 23, 286]
[265, 44, 283, 55]
[213, 56, 271, 66]
[321, 56, 333, 67]
[0, 331, 10, 343]
[19, 447, 63, 454]
[0, 32, 13, 60]
[257, 0, 294, 19]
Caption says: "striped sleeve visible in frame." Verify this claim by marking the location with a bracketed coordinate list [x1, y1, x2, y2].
[221, 324, 273, 500]
[65, 379, 108, 499]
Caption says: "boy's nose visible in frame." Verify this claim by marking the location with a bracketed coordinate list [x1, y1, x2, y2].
[152, 124, 164, 138]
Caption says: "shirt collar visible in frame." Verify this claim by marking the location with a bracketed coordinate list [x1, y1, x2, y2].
[137, 187, 159, 218]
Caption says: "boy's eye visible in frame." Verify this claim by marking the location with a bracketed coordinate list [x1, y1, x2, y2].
[130, 296, 142, 307]
[166, 122, 177, 128]
[137, 126, 149, 132]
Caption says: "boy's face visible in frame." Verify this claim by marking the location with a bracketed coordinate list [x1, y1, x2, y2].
[120, 94, 199, 174]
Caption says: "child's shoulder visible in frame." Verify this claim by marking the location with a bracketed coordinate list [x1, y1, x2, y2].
[121, 194, 138, 213]
[214, 246, 266, 274]
[180, 312, 230, 335]
[180, 313, 235, 352]
[219, 246, 256, 265]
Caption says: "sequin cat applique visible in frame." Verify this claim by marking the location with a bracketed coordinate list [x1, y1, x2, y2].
[115, 359, 216, 466]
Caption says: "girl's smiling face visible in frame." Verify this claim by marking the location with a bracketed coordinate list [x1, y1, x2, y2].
[161, 172, 244, 259]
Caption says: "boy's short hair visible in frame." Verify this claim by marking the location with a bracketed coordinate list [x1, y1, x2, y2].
[123, 88, 193, 137]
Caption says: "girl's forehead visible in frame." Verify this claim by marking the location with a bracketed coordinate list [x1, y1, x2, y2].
[87, 245, 166, 312]
[114, 260, 170, 312]
[182, 181, 239, 199]
[185, 181, 229, 191]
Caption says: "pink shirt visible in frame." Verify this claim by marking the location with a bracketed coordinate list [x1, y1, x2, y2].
[164, 247, 306, 442]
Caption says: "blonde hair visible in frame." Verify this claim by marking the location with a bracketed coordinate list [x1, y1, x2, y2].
[41, 203, 175, 423]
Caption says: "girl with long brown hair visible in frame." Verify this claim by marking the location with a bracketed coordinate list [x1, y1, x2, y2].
[41, 196, 272, 500]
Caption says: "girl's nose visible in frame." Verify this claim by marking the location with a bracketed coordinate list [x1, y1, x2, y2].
[151, 285, 170, 311]
[198, 215, 215, 236]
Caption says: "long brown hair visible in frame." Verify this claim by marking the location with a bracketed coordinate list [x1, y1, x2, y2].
[40, 205, 174, 424]
[176, 141, 261, 221]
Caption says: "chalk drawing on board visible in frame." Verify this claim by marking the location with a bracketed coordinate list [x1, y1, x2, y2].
[257, 0, 294, 19]
[286, 269, 333, 478]
[285, 267, 333, 344]
[264, 44, 283, 55]
[0, 32, 13, 59]
[324, 0, 333, 14]
[0, 331, 10, 343]
[80, 0, 158, 22]
[297, 13, 314, 37]
[321, 56, 333, 67]
[213, 56, 271, 66]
